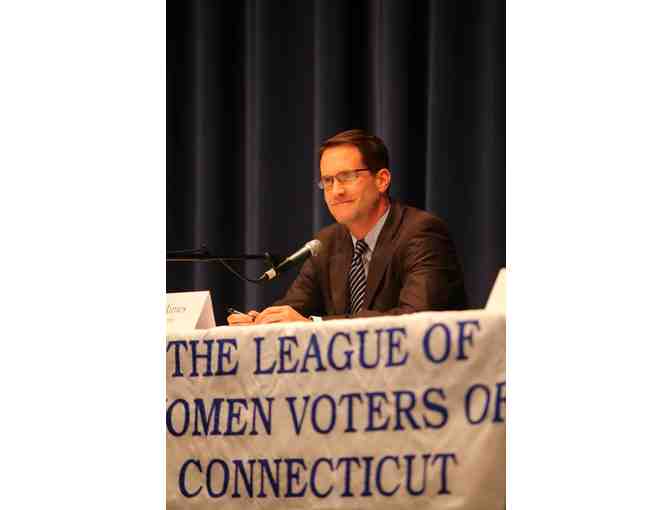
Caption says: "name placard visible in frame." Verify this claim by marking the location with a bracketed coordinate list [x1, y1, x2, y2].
[166, 310, 505, 509]
[166, 291, 216, 331]
[486, 268, 506, 313]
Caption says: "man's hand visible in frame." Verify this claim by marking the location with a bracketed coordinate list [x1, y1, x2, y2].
[254, 305, 311, 325]
[226, 310, 259, 326]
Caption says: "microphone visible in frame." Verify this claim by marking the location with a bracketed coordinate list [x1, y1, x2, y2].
[260, 239, 322, 281]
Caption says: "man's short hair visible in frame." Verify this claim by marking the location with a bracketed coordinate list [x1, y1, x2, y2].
[319, 129, 390, 172]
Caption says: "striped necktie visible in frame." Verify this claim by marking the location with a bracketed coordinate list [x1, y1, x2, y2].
[349, 239, 369, 314]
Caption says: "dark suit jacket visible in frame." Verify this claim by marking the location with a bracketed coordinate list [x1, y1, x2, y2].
[275, 201, 468, 319]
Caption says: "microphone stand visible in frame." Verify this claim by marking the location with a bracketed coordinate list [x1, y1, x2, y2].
[167, 246, 279, 284]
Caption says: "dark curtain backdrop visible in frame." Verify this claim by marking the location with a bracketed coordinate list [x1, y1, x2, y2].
[167, 0, 505, 323]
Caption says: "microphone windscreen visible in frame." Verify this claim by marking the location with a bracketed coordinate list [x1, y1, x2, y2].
[306, 239, 322, 257]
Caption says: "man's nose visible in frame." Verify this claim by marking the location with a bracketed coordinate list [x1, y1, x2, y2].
[331, 178, 346, 194]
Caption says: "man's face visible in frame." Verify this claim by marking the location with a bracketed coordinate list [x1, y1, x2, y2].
[320, 144, 390, 228]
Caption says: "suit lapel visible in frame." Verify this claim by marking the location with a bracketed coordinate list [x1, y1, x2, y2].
[329, 227, 353, 315]
[362, 202, 403, 311]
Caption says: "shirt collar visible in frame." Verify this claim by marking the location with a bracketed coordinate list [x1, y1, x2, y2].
[351, 205, 391, 253]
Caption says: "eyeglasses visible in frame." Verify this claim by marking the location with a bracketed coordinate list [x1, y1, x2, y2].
[317, 169, 371, 190]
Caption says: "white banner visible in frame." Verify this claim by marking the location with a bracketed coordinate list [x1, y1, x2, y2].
[166, 310, 506, 509]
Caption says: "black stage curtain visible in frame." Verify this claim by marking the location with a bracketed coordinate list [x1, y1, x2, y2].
[167, 0, 505, 322]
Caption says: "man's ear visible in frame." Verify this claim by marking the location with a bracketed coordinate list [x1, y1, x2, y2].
[376, 168, 391, 193]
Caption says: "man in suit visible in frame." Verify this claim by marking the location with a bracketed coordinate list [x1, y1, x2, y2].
[228, 129, 467, 325]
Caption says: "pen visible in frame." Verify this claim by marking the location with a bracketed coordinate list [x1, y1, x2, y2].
[227, 307, 246, 316]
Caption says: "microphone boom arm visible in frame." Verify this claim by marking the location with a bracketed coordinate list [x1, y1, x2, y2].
[167, 246, 280, 284]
